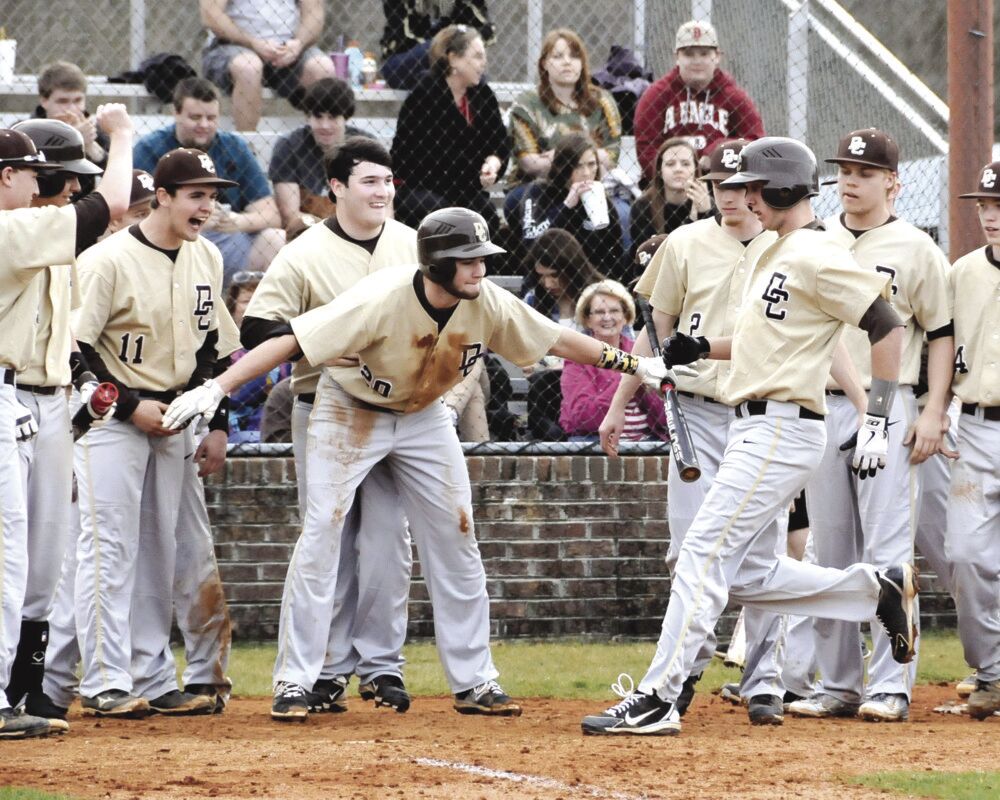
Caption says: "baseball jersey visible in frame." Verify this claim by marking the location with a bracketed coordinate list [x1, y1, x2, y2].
[292, 265, 564, 412]
[17, 264, 82, 386]
[72, 227, 224, 391]
[949, 246, 1000, 406]
[641, 217, 777, 400]
[824, 214, 952, 388]
[0, 205, 77, 371]
[245, 218, 418, 395]
[722, 227, 892, 415]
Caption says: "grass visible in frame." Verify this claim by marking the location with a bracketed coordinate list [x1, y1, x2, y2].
[848, 770, 1000, 800]
[0, 790, 78, 800]
[213, 629, 969, 701]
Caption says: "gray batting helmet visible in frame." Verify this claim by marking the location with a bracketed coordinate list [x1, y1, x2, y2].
[12, 119, 103, 176]
[720, 137, 819, 209]
[417, 207, 505, 285]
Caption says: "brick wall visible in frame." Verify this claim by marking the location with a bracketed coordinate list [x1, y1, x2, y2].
[204, 456, 955, 641]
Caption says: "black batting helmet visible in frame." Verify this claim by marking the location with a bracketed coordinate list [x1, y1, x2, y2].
[720, 137, 818, 209]
[416, 207, 505, 285]
[12, 118, 103, 199]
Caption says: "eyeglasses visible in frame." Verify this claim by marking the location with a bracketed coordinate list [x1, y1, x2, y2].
[588, 307, 624, 318]
[230, 270, 265, 285]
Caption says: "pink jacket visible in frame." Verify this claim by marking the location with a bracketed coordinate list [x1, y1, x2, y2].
[559, 335, 667, 438]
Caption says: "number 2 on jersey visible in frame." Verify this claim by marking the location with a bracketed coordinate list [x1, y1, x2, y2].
[118, 332, 145, 364]
[761, 272, 789, 320]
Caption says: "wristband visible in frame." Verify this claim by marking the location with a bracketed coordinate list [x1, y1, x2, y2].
[867, 377, 897, 417]
[596, 343, 640, 375]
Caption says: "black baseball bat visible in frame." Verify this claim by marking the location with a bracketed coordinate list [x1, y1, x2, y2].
[636, 297, 701, 482]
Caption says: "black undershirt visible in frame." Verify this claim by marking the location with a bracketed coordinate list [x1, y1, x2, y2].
[73, 192, 111, 256]
[324, 216, 382, 256]
[713, 213, 758, 247]
[985, 245, 1000, 270]
[412, 269, 457, 331]
[841, 211, 897, 239]
[128, 223, 180, 261]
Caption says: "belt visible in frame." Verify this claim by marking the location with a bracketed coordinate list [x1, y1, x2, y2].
[961, 403, 1000, 422]
[825, 389, 847, 396]
[296, 393, 316, 405]
[1, 368, 14, 386]
[16, 383, 61, 395]
[736, 399, 823, 421]
[296, 390, 394, 414]
[677, 390, 718, 404]
[137, 389, 183, 404]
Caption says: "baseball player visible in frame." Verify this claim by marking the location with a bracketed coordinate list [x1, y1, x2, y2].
[161, 206, 676, 720]
[947, 162, 1000, 720]
[0, 109, 132, 740]
[581, 137, 918, 736]
[602, 140, 802, 724]
[71, 147, 235, 718]
[3, 116, 135, 733]
[240, 136, 416, 715]
[786, 129, 953, 723]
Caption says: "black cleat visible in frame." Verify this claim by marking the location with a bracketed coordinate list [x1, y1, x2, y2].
[581, 674, 680, 736]
[875, 564, 919, 664]
[308, 676, 348, 713]
[271, 681, 309, 721]
[453, 680, 522, 716]
[149, 689, 214, 716]
[747, 694, 784, 726]
[359, 674, 409, 713]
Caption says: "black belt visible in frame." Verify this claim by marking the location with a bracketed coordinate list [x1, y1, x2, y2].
[736, 399, 823, 421]
[297, 390, 396, 415]
[676, 390, 718, 404]
[1, 368, 14, 386]
[826, 389, 847, 396]
[961, 403, 1000, 422]
[137, 389, 183, 404]
[296, 393, 316, 405]
[16, 383, 61, 395]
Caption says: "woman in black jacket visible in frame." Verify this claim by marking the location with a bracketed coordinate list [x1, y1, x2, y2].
[391, 24, 509, 231]
[506, 132, 627, 282]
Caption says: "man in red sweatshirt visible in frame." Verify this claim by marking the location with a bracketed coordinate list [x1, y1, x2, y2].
[634, 20, 764, 182]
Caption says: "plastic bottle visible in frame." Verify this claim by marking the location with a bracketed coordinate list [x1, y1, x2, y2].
[362, 52, 378, 87]
[345, 45, 364, 88]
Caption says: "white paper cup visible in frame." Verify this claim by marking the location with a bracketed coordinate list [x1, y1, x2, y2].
[580, 180, 609, 230]
[0, 40, 16, 84]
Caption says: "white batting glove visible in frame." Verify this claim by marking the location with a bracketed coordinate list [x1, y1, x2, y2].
[848, 413, 889, 479]
[14, 401, 39, 442]
[162, 380, 226, 431]
[635, 357, 695, 390]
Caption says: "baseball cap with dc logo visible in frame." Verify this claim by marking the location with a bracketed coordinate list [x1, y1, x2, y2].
[822, 128, 899, 185]
[702, 138, 751, 181]
[152, 147, 238, 190]
[958, 162, 1000, 200]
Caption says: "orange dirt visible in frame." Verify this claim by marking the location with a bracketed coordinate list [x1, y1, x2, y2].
[5, 685, 998, 800]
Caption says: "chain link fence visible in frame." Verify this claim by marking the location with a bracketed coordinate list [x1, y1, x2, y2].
[1, 1, 952, 449]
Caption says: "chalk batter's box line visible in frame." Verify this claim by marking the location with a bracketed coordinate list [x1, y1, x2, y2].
[414, 757, 651, 800]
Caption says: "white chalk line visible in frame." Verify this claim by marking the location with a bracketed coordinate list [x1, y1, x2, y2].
[414, 757, 650, 800]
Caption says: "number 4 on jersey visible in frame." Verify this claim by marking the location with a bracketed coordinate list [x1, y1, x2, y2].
[954, 344, 969, 374]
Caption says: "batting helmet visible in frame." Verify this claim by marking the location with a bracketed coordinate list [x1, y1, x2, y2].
[720, 137, 818, 209]
[416, 207, 506, 285]
[12, 119, 103, 176]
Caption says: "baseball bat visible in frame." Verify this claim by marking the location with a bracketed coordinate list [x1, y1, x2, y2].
[636, 297, 701, 482]
[72, 382, 118, 441]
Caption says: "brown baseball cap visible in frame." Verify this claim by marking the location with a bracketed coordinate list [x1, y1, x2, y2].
[825, 128, 899, 171]
[129, 169, 156, 207]
[0, 129, 63, 171]
[634, 233, 669, 272]
[152, 148, 239, 190]
[702, 138, 749, 181]
[958, 161, 1000, 199]
[676, 20, 719, 50]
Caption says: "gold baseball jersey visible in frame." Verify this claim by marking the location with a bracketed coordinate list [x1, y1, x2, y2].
[72, 228, 224, 391]
[217, 302, 241, 360]
[245, 218, 417, 394]
[722, 227, 892, 415]
[824, 215, 952, 388]
[644, 217, 777, 400]
[949, 246, 1000, 406]
[292, 265, 564, 412]
[0, 205, 77, 371]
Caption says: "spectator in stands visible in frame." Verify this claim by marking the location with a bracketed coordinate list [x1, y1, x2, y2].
[32, 61, 109, 197]
[199, 0, 336, 131]
[269, 77, 370, 230]
[507, 133, 626, 281]
[630, 136, 713, 256]
[225, 271, 292, 443]
[391, 24, 509, 231]
[381, 0, 494, 90]
[559, 280, 666, 442]
[634, 19, 763, 182]
[505, 29, 622, 210]
[133, 78, 284, 280]
[522, 227, 604, 327]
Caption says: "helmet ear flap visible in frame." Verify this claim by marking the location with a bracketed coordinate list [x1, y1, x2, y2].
[36, 170, 68, 199]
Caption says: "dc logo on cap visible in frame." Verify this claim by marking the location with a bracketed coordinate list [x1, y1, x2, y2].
[693, 26, 703, 40]
[982, 168, 997, 189]
[138, 173, 155, 191]
[722, 148, 740, 169]
[848, 136, 867, 156]
[638, 250, 653, 267]
[198, 154, 216, 174]
[473, 221, 488, 242]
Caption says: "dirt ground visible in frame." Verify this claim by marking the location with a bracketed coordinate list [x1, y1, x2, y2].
[5, 685, 998, 800]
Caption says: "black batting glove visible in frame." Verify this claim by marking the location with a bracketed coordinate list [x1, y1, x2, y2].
[661, 333, 710, 367]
